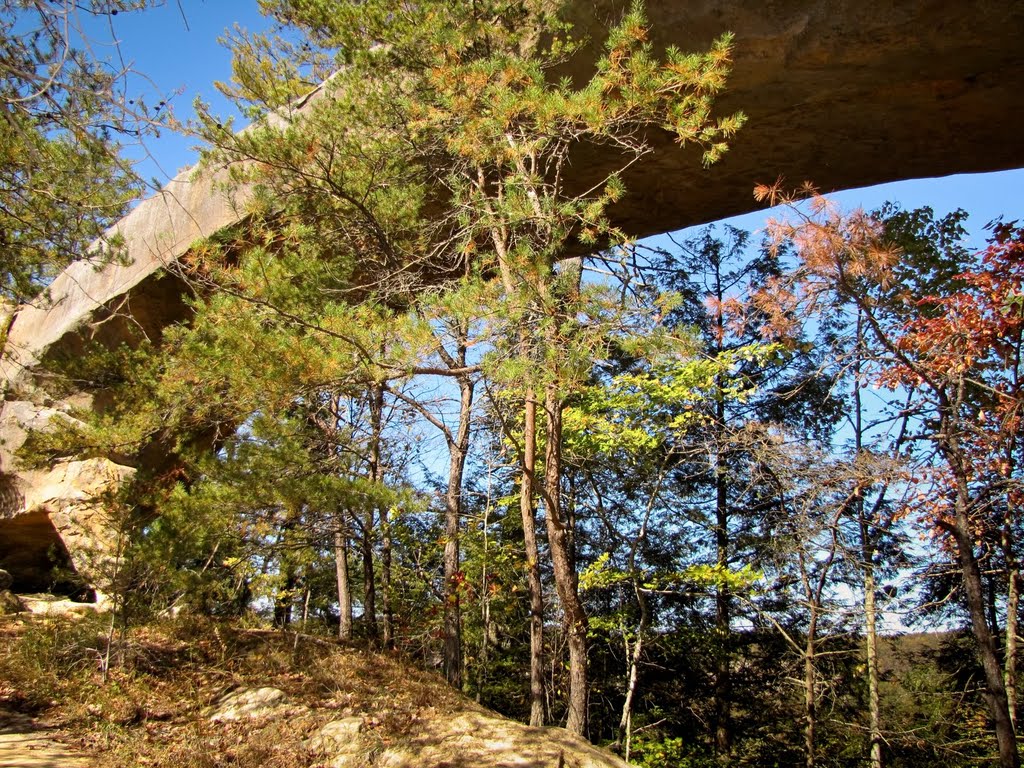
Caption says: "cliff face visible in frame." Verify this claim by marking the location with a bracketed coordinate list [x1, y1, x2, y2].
[0, 400, 135, 599]
[1, 0, 1022, 595]
[566, 0, 1024, 237]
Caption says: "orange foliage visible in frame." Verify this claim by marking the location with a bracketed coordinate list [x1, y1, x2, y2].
[753, 183, 1024, 547]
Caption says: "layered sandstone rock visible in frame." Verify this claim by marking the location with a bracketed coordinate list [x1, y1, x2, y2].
[0, 400, 135, 597]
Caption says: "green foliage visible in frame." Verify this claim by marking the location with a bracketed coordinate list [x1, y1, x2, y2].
[9, 1, 1024, 764]
[565, 341, 784, 460]
[630, 734, 715, 768]
[580, 553, 762, 594]
[0, 1, 166, 300]
[195, 0, 744, 304]
[144, 0, 746, 652]
[876, 203, 972, 319]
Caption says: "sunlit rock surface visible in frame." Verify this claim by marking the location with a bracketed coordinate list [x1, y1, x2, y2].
[0, 400, 135, 596]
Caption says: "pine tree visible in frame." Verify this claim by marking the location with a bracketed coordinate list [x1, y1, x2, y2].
[757, 188, 1024, 768]
[0, 1, 167, 302]
[188, 0, 742, 735]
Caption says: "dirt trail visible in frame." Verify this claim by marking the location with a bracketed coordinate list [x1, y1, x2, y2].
[0, 709, 92, 767]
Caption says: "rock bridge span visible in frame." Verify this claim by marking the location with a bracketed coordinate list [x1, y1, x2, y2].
[0, 0, 1022, 595]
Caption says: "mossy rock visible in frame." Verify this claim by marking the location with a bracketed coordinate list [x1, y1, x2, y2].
[0, 589, 23, 614]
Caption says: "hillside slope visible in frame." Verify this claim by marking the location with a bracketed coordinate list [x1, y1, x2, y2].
[0, 613, 626, 768]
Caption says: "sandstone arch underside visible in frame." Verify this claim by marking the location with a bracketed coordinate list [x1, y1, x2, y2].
[0, 0, 1022, 593]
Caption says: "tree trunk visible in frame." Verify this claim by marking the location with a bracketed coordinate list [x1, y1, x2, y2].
[381, 520, 394, 649]
[489, 190, 546, 724]
[298, 585, 311, 635]
[863, 551, 883, 768]
[619, 584, 650, 762]
[798, 525, 838, 768]
[478, 484, 492, 702]
[521, 388, 546, 726]
[443, 374, 474, 688]
[1005, 457, 1020, 734]
[711, 268, 732, 763]
[990, 573, 1002, 638]
[335, 523, 353, 641]
[361, 513, 377, 640]
[273, 517, 298, 629]
[1005, 307, 1023, 735]
[1006, 562, 1019, 734]
[935, 396, 1019, 768]
[543, 382, 588, 736]
[615, 467, 664, 760]
[714, 426, 732, 761]
[804, 628, 817, 768]
[950, 484, 1019, 768]
[368, 384, 389, 647]
[844, 251, 1020, 767]
[854, 315, 883, 768]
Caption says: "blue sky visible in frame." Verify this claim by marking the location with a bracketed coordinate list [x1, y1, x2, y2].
[102, 0, 1023, 246]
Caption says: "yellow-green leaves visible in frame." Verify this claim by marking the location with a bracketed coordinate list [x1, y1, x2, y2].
[564, 342, 784, 462]
[580, 552, 763, 594]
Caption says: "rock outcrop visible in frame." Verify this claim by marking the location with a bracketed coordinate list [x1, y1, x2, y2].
[1, 0, 1022, 594]
[18, 594, 101, 617]
[372, 709, 631, 768]
[0, 571, 20, 615]
[207, 687, 630, 768]
[0, 399, 135, 598]
[207, 687, 309, 723]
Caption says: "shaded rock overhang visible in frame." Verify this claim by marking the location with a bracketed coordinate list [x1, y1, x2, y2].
[0, 509, 80, 595]
[2, 0, 1022, 389]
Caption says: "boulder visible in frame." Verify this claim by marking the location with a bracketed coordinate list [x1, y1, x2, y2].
[0, 590, 22, 615]
[207, 687, 308, 723]
[0, 399, 135, 596]
[306, 717, 366, 768]
[374, 709, 629, 768]
[20, 593, 99, 617]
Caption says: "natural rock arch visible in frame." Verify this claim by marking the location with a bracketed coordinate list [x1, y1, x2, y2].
[1, 0, 1022, 594]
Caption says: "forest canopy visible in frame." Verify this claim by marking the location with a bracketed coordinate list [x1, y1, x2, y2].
[6, 2, 1024, 768]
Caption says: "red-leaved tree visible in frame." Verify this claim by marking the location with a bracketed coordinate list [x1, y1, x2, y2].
[757, 186, 1023, 768]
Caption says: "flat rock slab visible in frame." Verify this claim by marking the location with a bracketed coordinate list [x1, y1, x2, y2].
[0, 709, 91, 767]
[207, 686, 308, 723]
[376, 709, 629, 768]
[19, 595, 100, 618]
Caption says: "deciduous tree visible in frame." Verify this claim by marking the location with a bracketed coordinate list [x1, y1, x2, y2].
[759, 188, 1024, 768]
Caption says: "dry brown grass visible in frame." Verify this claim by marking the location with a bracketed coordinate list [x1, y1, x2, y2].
[0, 613, 468, 768]
[1, 612, 630, 768]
